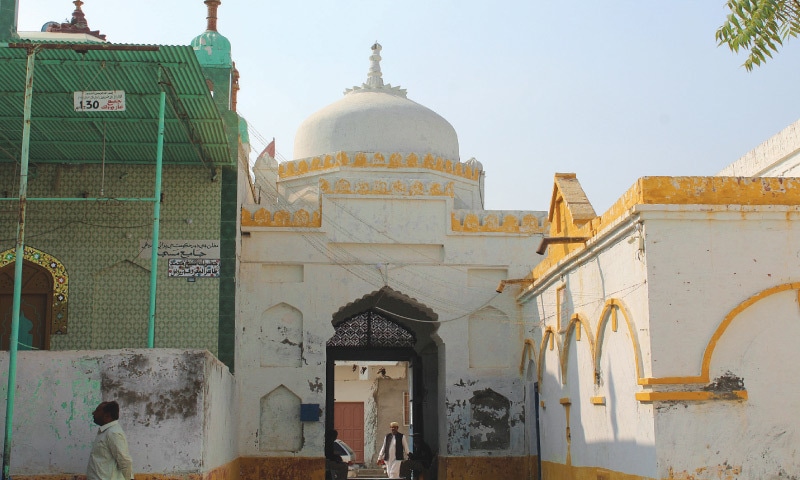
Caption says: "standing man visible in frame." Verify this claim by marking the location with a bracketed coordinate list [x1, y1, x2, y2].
[87, 401, 134, 480]
[377, 421, 409, 479]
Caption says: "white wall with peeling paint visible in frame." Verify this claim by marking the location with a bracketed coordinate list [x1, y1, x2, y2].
[0, 349, 234, 476]
[522, 197, 800, 479]
[239, 185, 545, 461]
[524, 219, 656, 478]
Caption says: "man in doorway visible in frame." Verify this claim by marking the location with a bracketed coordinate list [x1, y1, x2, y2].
[377, 421, 409, 478]
[87, 401, 134, 480]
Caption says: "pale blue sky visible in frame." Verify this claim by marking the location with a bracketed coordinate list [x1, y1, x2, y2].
[16, 1, 800, 214]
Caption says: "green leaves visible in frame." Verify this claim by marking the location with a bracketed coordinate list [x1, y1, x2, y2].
[716, 0, 800, 70]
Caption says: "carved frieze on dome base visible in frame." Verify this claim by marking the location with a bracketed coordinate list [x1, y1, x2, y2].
[319, 177, 454, 196]
[278, 151, 481, 181]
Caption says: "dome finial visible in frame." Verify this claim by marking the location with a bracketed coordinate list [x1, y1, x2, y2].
[204, 0, 221, 32]
[366, 42, 384, 88]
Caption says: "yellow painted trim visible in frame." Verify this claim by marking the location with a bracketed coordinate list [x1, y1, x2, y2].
[559, 397, 571, 405]
[542, 460, 656, 479]
[643, 282, 800, 385]
[278, 151, 481, 181]
[532, 176, 800, 287]
[611, 306, 617, 332]
[537, 328, 559, 386]
[635, 390, 748, 402]
[241, 207, 322, 228]
[561, 313, 595, 385]
[593, 299, 644, 386]
[699, 283, 800, 383]
[451, 211, 546, 234]
[540, 400, 546, 408]
[519, 338, 536, 375]
[590, 396, 606, 405]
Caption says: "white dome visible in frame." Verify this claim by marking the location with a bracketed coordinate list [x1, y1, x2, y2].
[293, 43, 459, 161]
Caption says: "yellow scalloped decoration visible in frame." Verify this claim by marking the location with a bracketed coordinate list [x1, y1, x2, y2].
[354, 153, 368, 167]
[430, 183, 444, 196]
[391, 181, 406, 195]
[241, 207, 253, 225]
[320, 179, 331, 193]
[254, 208, 271, 225]
[355, 180, 371, 194]
[409, 181, 424, 196]
[451, 212, 463, 231]
[463, 213, 480, 231]
[335, 179, 351, 194]
[273, 211, 290, 226]
[389, 153, 402, 167]
[483, 214, 499, 230]
[242, 207, 321, 227]
[423, 154, 435, 169]
[502, 215, 521, 232]
[293, 210, 310, 225]
[324, 155, 336, 168]
[311, 157, 322, 170]
[520, 214, 540, 233]
[406, 153, 419, 167]
[373, 153, 385, 164]
[298, 160, 309, 174]
[374, 180, 389, 194]
[444, 182, 455, 197]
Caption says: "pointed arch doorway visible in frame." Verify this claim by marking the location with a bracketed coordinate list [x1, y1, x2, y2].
[0, 261, 53, 350]
[326, 286, 440, 466]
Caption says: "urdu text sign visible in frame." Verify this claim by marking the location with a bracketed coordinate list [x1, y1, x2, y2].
[74, 91, 126, 112]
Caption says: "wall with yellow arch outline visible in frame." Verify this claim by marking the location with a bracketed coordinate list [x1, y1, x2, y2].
[520, 289, 779, 404]
[0, 246, 69, 335]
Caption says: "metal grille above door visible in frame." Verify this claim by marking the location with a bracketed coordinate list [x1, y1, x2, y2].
[327, 310, 415, 348]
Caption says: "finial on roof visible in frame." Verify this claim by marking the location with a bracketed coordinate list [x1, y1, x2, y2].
[365, 42, 384, 88]
[204, 0, 221, 32]
[45, 0, 106, 40]
[71, 1, 87, 28]
[344, 42, 406, 97]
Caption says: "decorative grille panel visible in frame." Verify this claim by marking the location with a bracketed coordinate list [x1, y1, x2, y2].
[328, 311, 415, 348]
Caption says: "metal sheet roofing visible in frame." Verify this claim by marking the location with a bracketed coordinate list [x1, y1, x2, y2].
[0, 43, 233, 168]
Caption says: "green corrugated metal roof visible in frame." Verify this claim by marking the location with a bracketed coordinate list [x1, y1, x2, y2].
[0, 42, 233, 167]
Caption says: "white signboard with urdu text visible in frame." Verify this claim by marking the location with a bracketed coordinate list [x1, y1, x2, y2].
[74, 90, 126, 111]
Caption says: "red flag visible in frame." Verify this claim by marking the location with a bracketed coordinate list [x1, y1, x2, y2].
[262, 138, 276, 158]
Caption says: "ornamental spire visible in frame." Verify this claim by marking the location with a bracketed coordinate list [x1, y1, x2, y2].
[45, 0, 106, 40]
[365, 42, 384, 88]
[204, 0, 221, 32]
[345, 42, 406, 97]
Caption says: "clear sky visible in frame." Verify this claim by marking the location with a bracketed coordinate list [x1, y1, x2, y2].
[16, 1, 800, 214]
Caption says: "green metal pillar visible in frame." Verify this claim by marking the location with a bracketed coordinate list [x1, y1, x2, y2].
[3, 45, 35, 480]
[147, 91, 166, 348]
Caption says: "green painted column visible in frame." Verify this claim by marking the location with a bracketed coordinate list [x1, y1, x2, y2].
[147, 91, 166, 348]
[3, 45, 34, 480]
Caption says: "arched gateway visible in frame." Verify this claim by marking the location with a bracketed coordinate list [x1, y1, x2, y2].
[326, 286, 440, 465]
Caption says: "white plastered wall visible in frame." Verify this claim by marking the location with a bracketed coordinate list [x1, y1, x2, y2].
[238, 192, 544, 459]
[522, 215, 656, 478]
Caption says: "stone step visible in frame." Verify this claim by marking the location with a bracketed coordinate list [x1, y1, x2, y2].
[355, 467, 386, 477]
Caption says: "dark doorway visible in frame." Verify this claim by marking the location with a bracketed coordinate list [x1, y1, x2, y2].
[0, 260, 53, 350]
[326, 287, 440, 465]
